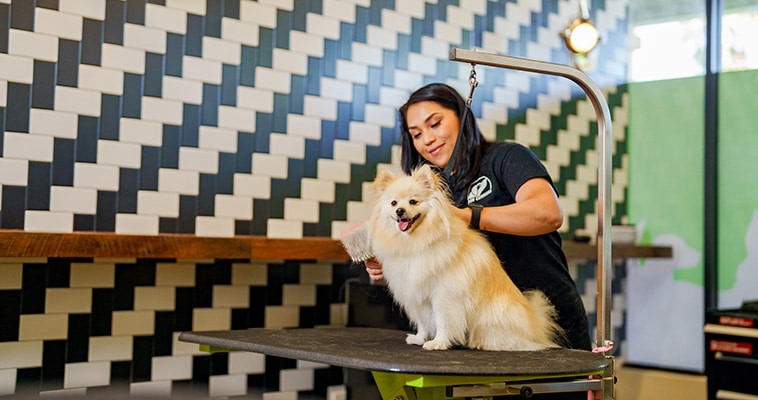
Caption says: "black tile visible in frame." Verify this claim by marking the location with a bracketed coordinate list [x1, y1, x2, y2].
[15, 367, 42, 396]
[0, 290, 21, 341]
[233, 219, 251, 235]
[248, 287, 265, 327]
[251, 199, 268, 235]
[174, 287, 194, 331]
[194, 264, 213, 307]
[197, 174, 215, 216]
[41, 340, 66, 391]
[66, 314, 90, 363]
[272, 93, 287, 132]
[1, 186, 25, 229]
[275, 9, 290, 49]
[144, 53, 163, 97]
[113, 263, 136, 311]
[217, 152, 234, 195]
[125, 0, 146, 24]
[298, 306, 316, 328]
[122, 73, 143, 118]
[32, 61, 56, 109]
[46, 258, 71, 287]
[257, 28, 273, 67]
[73, 214, 95, 231]
[290, 75, 305, 114]
[292, 0, 306, 31]
[110, 360, 131, 381]
[26, 161, 51, 211]
[239, 46, 256, 86]
[76, 116, 99, 163]
[131, 335, 153, 382]
[0, 5, 8, 53]
[314, 285, 331, 325]
[230, 308, 249, 329]
[160, 125, 180, 168]
[90, 288, 113, 336]
[201, 84, 219, 126]
[235, 132, 254, 173]
[133, 259, 156, 286]
[57, 39, 80, 87]
[192, 355, 211, 385]
[117, 168, 138, 214]
[211, 260, 231, 285]
[37, 0, 59, 11]
[153, 311, 174, 356]
[181, 104, 200, 147]
[177, 195, 196, 233]
[158, 217, 177, 233]
[139, 146, 160, 190]
[306, 57, 321, 95]
[165, 32, 184, 77]
[209, 352, 228, 375]
[52, 138, 75, 186]
[185, 14, 203, 57]
[9, 0, 34, 30]
[221, 64, 237, 106]
[206, 0, 222, 38]
[224, 0, 240, 19]
[81, 18, 103, 66]
[96, 190, 117, 232]
[100, 94, 121, 140]
[104, 0, 125, 45]
[6, 82, 31, 132]
[264, 356, 296, 390]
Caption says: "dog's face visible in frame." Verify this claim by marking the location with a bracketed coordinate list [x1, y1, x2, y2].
[371, 164, 447, 236]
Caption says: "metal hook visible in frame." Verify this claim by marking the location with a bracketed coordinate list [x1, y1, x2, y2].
[466, 64, 478, 107]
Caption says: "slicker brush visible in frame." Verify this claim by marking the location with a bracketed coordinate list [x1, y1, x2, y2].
[339, 221, 374, 262]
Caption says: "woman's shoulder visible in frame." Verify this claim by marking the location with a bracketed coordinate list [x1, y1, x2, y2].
[484, 140, 531, 159]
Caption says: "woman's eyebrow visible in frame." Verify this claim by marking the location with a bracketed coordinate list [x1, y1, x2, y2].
[407, 112, 439, 130]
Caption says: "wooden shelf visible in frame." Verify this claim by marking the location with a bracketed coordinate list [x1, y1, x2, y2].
[0, 230, 671, 261]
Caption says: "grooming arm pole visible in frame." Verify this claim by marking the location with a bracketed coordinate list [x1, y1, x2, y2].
[449, 49, 613, 350]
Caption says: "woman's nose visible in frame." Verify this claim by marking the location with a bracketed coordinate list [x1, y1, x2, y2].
[421, 131, 435, 145]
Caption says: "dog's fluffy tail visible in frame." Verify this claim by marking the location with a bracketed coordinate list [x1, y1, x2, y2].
[523, 290, 568, 348]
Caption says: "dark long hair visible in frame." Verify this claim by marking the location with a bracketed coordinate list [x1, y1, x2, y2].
[398, 83, 489, 200]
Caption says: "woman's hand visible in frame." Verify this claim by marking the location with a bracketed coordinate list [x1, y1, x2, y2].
[364, 257, 384, 282]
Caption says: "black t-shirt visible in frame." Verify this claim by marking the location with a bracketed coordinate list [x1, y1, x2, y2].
[449, 141, 591, 350]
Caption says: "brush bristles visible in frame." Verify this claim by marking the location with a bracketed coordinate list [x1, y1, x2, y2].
[340, 221, 373, 262]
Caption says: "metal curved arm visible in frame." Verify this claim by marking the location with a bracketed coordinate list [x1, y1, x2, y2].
[448, 48, 613, 350]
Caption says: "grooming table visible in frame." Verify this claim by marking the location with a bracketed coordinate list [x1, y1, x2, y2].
[179, 327, 613, 399]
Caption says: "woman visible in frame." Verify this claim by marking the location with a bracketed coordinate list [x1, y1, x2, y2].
[365, 83, 592, 353]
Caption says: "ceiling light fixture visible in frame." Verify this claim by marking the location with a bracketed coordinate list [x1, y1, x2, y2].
[560, 0, 600, 55]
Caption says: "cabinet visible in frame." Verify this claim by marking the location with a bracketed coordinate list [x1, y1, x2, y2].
[705, 308, 758, 399]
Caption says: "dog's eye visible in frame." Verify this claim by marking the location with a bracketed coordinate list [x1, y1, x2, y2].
[409, 199, 418, 205]
[390, 200, 397, 206]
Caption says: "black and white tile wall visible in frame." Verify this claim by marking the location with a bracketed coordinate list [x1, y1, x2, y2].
[0, 0, 629, 398]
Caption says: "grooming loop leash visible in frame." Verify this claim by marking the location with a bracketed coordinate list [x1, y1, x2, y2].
[466, 63, 478, 106]
[443, 64, 479, 178]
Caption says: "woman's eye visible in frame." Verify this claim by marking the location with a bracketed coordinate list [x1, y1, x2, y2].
[391, 200, 397, 206]
[431, 120, 440, 128]
[409, 199, 417, 205]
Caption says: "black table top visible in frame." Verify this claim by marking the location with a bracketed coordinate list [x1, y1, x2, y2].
[179, 327, 608, 377]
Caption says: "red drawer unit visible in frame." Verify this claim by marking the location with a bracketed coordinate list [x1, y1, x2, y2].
[705, 307, 758, 400]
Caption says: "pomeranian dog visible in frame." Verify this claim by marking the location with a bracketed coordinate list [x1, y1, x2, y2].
[368, 164, 564, 351]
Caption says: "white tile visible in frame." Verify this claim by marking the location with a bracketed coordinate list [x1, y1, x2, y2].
[0, 341, 43, 369]
[172, 331, 205, 356]
[0, 79, 6, 107]
[237, 86, 274, 112]
[137, 190, 180, 217]
[318, 77, 352, 102]
[0, 157, 28, 185]
[212, 285, 249, 308]
[284, 198, 319, 223]
[141, 97, 183, 125]
[41, 387, 87, 397]
[101, 43, 145, 74]
[74, 162, 120, 191]
[269, 133, 305, 159]
[112, 310, 155, 336]
[183, 56, 222, 85]
[228, 352, 265, 375]
[70, 262, 115, 288]
[286, 114, 321, 140]
[89, 335, 133, 362]
[97, 140, 142, 168]
[151, 355, 193, 381]
[165, 0, 206, 15]
[231, 262, 268, 286]
[254, 67, 291, 94]
[34, 8, 83, 40]
[251, 153, 288, 179]
[64, 361, 110, 389]
[162, 75, 202, 104]
[198, 126, 238, 153]
[264, 305, 300, 329]
[24, 211, 74, 233]
[239, 1, 277, 28]
[115, 213, 160, 235]
[327, 385, 347, 400]
[195, 217, 234, 238]
[351, 42, 383, 67]
[54, 86, 102, 117]
[366, 25, 397, 50]
[288, 30, 323, 57]
[214, 194, 253, 220]
[323, 0, 355, 21]
[29, 109, 78, 139]
[130, 380, 172, 398]
[8, 29, 58, 62]
[19, 314, 68, 341]
[145, 3, 187, 34]
[209, 374, 247, 397]
[305, 13, 340, 40]
[407, 53, 436, 75]
[59, 0, 107, 20]
[221, 17, 259, 46]
[333, 140, 366, 164]
[178, 147, 218, 174]
[272, 48, 308, 75]
[120, 118, 163, 147]
[299, 263, 333, 285]
[134, 286, 176, 311]
[0, 53, 34, 83]
[280, 368, 314, 392]
[348, 122, 381, 146]
[158, 168, 200, 195]
[381, 9, 411, 34]
[364, 103, 396, 128]
[45, 288, 92, 314]
[2, 132, 54, 162]
[0, 369, 16, 396]
[282, 284, 316, 306]
[233, 173, 271, 199]
[266, 219, 303, 239]
[300, 178, 335, 203]
[396, 0, 425, 18]
[262, 391, 298, 400]
[317, 159, 351, 183]
[50, 186, 97, 214]
[156, 262, 196, 287]
[192, 308, 231, 331]
[202, 36, 241, 65]
[0, 263, 22, 289]
[217, 105, 256, 132]
[303, 95, 337, 120]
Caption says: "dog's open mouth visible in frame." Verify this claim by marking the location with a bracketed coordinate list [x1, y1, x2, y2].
[397, 214, 420, 232]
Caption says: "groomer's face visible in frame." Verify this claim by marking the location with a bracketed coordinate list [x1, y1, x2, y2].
[406, 101, 460, 169]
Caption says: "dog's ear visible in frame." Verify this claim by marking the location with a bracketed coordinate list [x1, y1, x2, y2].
[413, 164, 440, 191]
[372, 167, 397, 194]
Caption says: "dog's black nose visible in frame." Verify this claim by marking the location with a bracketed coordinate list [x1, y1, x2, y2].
[396, 208, 406, 218]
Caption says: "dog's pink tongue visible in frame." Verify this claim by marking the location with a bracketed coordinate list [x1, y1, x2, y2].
[398, 220, 409, 231]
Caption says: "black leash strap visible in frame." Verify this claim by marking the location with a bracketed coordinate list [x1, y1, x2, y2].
[443, 64, 478, 178]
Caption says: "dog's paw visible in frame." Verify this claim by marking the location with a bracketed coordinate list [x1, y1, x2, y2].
[406, 333, 426, 346]
[422, 339, 451, 350]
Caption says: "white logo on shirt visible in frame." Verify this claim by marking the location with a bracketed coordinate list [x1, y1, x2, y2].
[467, 176, 492, 203]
